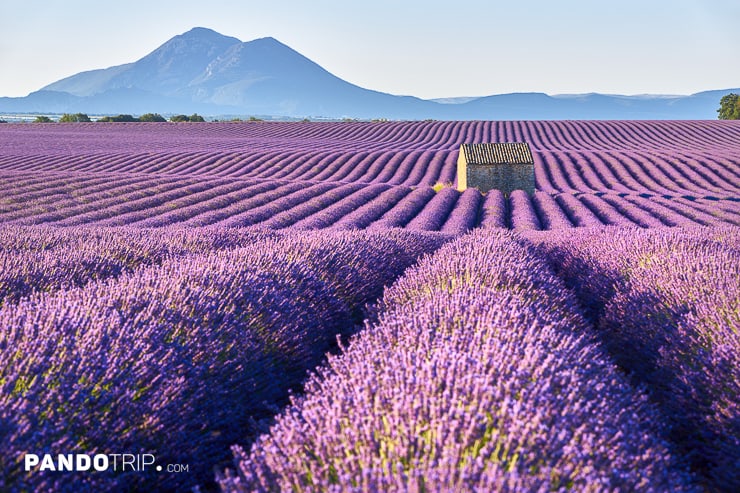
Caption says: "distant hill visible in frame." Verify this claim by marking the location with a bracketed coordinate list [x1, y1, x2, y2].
[1, 27, 736, 120]
[451, 90, 740, 120]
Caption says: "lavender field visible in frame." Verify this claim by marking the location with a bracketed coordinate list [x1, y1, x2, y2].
[0, 120, 738, 492]
[1, 120, 739, 230]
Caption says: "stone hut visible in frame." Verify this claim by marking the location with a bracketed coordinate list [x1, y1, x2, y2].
[457, 142, 535, 195]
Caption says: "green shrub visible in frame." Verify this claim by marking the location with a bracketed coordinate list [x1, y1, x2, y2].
[98, 114, 137, 122]
[138, 113, 167, 122]
[59, 113, 91, 123]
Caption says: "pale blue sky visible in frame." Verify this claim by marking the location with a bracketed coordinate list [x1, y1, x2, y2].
[1, 0, 738, 99]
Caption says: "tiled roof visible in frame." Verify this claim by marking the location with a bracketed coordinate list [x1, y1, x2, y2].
[460, 142, 533, 165]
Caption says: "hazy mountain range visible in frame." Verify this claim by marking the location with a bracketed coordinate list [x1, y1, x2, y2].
[1, 27, 736, 120]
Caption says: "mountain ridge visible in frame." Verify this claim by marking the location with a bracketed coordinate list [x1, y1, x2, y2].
[1, 27, 736, 120]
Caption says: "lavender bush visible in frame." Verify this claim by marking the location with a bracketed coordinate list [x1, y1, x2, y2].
[219, 230, 695, 492]
[405, 187, 460, 232]
[479, 189, 507, 229]
[526, 226, 740, 490]
[0, 225, 275, 306]
[0, 229, 448, 492]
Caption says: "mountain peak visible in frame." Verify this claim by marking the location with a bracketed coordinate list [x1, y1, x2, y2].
[184, 26, 222, 35]
[178, 26, 241, 44]
[252, 36, 280, 44]
[153, 27, 241, 56]
[244, 36, 292, 50]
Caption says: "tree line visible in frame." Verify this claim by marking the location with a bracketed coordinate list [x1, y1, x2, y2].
[3, 95, 737, 123]
[31, 113, 207, 123]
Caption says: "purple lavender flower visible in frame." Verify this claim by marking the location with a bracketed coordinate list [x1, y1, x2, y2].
[525, 226, 740, 490]
[220, 230, 695, 492]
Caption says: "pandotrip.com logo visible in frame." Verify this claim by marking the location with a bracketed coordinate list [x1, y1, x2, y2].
[24, 453, 189, 474]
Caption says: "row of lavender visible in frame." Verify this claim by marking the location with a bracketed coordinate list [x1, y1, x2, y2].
[0, 228, 449, 492]
[2, 120, 739, 154]
[218, 230, 698, 492]
[0, 149, 456, 188]
[1, 171, 738, 230]
[536, 150, 738, 197]
[0, 225, 276, 307]
[524, 227, 740, 490]
[1, 147, 737, 196]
